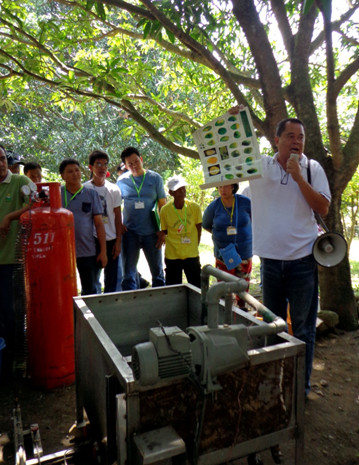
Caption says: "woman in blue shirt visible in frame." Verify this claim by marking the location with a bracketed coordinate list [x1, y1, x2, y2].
[202, 183, 252, 307]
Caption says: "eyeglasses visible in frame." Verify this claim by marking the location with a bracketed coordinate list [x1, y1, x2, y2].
[280, 167, 289, 185]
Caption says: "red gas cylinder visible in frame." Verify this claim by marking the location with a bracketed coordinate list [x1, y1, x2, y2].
[21, 182, 77, 389]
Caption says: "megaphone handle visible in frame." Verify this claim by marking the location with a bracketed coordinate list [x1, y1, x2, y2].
[315, 213, 329, 233]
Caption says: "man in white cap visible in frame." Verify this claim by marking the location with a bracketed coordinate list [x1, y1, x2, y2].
[159, 175, 202, 288]
[6, 151, 25, 174]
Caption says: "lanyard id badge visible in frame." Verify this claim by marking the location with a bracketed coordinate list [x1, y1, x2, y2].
[131, 172, 146, 210]
[221, 197, 237, 236]
[174, 202, 187, 234]
[227, 226, 237, 235]
[135, 201, 145, 209]
[181, 237, 191, 244]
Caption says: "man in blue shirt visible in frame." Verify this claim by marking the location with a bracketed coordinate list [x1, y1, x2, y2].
[117, 147, 166, 290]
[60, 158, 107, 295]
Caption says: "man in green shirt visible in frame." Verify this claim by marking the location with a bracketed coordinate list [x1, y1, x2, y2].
[0, 146, 33, 376]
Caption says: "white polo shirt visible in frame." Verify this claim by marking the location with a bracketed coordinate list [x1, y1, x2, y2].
[249, 153, 331, 260]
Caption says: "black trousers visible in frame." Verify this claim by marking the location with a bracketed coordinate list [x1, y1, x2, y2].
[165, 256, 201, 288]
[95, 238, 119, 293]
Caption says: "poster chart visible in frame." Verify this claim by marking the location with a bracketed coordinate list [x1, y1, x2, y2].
[193, 108, 262, 189]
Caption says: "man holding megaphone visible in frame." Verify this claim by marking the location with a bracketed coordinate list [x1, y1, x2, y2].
[230, 108, 332, 397]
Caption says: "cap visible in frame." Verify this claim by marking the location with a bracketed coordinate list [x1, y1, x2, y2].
[6, 151, 24, 166]
[167, 175, 187, 192]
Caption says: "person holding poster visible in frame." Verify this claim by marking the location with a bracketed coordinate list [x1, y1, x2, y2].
[202, 183, 252, 308]
[230, 107, 331, 399]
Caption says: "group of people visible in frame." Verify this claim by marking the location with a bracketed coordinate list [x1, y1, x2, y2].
[1, 116, 331, 412]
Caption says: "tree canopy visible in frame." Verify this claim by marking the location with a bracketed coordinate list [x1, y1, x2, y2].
[0, 0, 358, 328]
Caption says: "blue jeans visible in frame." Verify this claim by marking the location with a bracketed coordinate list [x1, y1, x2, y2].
[116, 254, 146, 291]
[122, 230, 165, 290]
[262, 254, 318, 394]
[116, 253, 124, 291]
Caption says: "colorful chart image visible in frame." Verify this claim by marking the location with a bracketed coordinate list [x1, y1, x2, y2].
[206, 155, 219, 165]
[208, 164, 221, 176]
[192, 107, 262, 189]
[219, 146, 229, 160]
[204, 148, 217, 157]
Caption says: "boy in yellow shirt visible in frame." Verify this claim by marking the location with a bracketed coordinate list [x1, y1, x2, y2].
[159, 176, 202, 288]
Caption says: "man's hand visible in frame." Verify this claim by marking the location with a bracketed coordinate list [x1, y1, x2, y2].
[112, 237, 121, 259]
[286, 157, 302, 183]
[119, 223, 127, 235]
[155, 230, 166, 249]
[97, 250, 108, 268]
[228, 104, 245, 115]
[0, 217, 11, 238]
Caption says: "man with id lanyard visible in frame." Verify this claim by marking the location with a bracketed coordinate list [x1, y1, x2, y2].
[159, 175, 202, 288]
[117, 147, 166, 290]
[60, 158, 107, 295]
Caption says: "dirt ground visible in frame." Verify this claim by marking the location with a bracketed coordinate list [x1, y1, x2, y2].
[0, 328, 359, 465]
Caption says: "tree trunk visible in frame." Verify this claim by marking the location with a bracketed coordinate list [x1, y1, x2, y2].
[318, 257, 358, 331]
[319, 260, 358, 330]
[319, 191, 358, 330]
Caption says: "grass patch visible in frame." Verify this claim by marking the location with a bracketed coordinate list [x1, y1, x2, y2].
[198, 243, 213, 254]
[350, 260, 359, 294]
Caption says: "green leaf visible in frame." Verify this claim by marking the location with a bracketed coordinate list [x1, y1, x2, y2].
[166, 29, 175, 43]
[85, 0, 96, 11]
[95, 2, 106, 21]
[143, 21, 152, 39]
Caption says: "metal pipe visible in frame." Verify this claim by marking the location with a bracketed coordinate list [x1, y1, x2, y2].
[247, 318, 287, 337]
[237, 292, 281, 324]
[201, 264, 287, 332]
[206, 280, 248, 329]
[201, 264, 240, 283]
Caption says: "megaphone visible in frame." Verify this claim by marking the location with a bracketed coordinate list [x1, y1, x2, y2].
[313, 231, 347, 267]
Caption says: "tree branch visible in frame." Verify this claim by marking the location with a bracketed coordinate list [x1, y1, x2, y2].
[270, 0, 294, 58]
[119, 99, 199, 158]
[0, 15, 90, 78]
[125, 94, 201, 127]
[138, 0, 254, 115]
[231, 0, 287, 139]
[343, 102, 359, 181]
[310, 5, 359, 53]
[333, 56, 359, 99]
